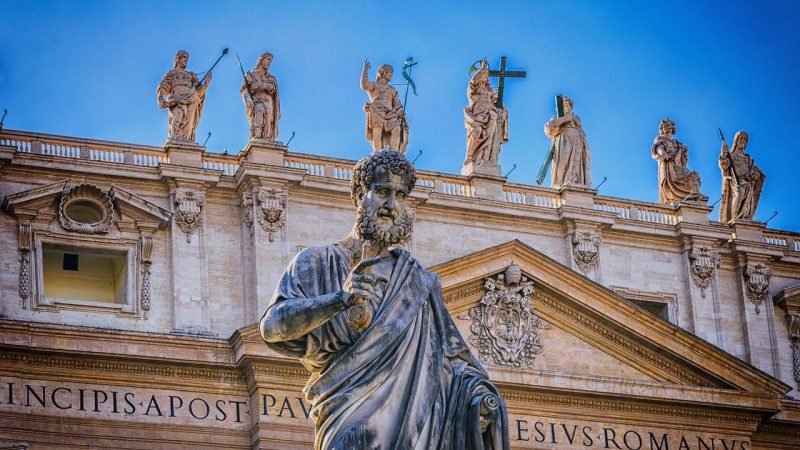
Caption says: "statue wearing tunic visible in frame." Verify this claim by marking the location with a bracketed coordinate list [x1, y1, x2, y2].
[544, 96, 590, 187]
[157, 50, 211, 143]
[260, 150, 509, 450]
[242, 51, 280, 141]
[361, 61, 408, 152]
[651, 118, 702, 204]
[719, 130, 765, 222]
[464, 60, 507, 164]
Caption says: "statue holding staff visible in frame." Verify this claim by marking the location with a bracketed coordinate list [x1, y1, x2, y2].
[157, 50, 213, 143]
[240, 51, 281, 141]
[718, 130, 765, 222]
[651, 118, 702, 204]
[361, 60, 408, 152]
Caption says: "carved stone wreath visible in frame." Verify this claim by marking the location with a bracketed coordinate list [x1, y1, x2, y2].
[572, 231, 602, 273]
[689, 246, 720, 298]
[468, 263, 547, 368]
[58, 184, 116, 234]
[257, 187, 288, 242]
[174, 188, 206, 243]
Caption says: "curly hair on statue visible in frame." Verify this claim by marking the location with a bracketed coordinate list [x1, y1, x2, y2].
[350, 150, 417, 206]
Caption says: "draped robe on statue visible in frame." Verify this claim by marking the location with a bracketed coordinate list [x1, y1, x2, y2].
[544, 115, 591, 187]
[265, 244, 509, 450]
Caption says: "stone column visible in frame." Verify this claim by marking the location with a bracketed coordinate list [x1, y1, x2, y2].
[735, 253, 778, 376]
[682, 238, 723, 347]
[239, 178, 290, 324]
[168, 180, 211, 334]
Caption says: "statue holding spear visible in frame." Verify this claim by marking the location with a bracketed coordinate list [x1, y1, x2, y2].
[157, 48, 227, 143]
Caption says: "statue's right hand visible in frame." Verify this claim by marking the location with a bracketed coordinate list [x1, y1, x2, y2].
[342, 256, 384, 306]
[363, 59, 371, 71]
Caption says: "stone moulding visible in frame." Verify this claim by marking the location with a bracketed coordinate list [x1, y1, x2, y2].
[467, 263, 547, 368]
[174, 188, 206, 243]
[240, 192, 255, 240]
[743, 262, 773, 313]
[140, 236, 153, 319]
[58, 183, 116, 234]
[788, 314, 800, 389]
[572, 231, 601, 273]
[256, 187, 288, 242]
[688, 245, 720, 298]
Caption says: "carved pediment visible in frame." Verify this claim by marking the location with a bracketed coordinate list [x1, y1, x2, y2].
[432, 240, 791, 397]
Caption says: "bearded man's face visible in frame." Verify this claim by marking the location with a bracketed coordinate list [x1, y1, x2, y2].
[356, 164, 414, 247]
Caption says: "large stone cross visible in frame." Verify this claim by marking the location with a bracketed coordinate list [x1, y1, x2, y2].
[488, 56, 526, 108]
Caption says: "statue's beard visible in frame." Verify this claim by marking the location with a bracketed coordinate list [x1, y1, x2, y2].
[356, 204, 415, 248]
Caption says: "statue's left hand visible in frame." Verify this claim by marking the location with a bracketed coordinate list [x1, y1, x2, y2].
[204, 72, 212, 84]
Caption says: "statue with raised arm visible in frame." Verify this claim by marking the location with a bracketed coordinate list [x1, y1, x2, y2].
[157, 50, 212, 143]
[544, 95, 591, 187]
[651, 118, 702, 204]
[241, 51, 280, 141]
[260, 149, 509, 450]
[361, 60, 408, 152]
[464, 59, 507, 165]
[719, 130, 765, 222]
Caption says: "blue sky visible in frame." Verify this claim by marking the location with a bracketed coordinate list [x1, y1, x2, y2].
[2, 1, 799, 230]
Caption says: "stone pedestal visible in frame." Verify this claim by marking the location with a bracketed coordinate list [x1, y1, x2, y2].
[731, 219, 766, 243]
[243, 138, 287, 166]
[467, 173, 505, 201]
[164, 140, 204, 167]
[559, 184, 596, 209]
[676, 199, 711, 225]
[461, 160, 500, 177]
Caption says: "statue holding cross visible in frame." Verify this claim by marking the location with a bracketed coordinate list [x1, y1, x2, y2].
[463, 57, 526, 176]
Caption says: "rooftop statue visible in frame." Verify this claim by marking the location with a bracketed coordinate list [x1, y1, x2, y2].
[651, 118, 703, 204]
[544, 95, 591, 187]
[718, 130, 765, 222]
[157, 50, 212, 143]
[464, 59, 507, 166]
[361, 60, 408, 152]
[260, 150, 509, 450]
[241, 51, 280, 142]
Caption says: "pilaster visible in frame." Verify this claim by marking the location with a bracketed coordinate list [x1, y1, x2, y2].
[681, 236, 724, 346]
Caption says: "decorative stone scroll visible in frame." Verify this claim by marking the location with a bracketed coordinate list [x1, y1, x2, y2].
[174, 188, 205, 243]
[572, 231, 602, 273]
[140, 236, 153, 319]
[689, 246, 720, 298]
[468, 263, 547, 368]
[18, 224, 31, 309]
[788, 314, 800, 389]
[58, 184, 115, 234]
[257, 187, 288, 242]
[744, 262, 773, 313]
[240, 192, 255, 240]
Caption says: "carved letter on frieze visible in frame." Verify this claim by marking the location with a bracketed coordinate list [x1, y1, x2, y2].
[18, 224, 32, 309]
[140, 237, 153, 319]
[58, 184, 116, 234]
[468, 263, 548, 368]
[788, 315, 800, 389]
[744, 262, 773, 313]
[257, 187, 288, 242]
[174, 189, 205, 243]
[689, 246, 720, 298]
[572, 231, 602, 273]
[240, 192, 255, 240]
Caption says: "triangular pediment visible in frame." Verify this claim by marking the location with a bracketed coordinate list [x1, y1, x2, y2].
[430, 240, 790, 399]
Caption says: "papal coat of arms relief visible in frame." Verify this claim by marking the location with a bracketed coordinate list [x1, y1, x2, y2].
[468, 263, 548, 368]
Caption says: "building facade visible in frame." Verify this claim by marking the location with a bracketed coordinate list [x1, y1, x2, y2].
[0, 128, 799, 449]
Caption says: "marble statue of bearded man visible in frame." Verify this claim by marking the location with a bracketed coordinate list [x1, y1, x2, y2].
[361, 61, 409, 152]
[651, 118, 702, 204]
[719, 130, 765, 222]
[242, 51, 280, 141]
[260, 150, 509, 450]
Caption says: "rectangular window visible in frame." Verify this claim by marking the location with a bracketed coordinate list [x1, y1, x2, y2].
[630, 299, 669, 321]
[42, 244, 127, 304]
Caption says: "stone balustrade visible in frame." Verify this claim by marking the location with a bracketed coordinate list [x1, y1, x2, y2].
[2, 127, 798, 250]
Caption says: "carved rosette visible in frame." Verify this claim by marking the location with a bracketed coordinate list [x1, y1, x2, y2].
[689, 246, 720, 298]
[174, 189, 206, 243]
[788, 315, 800, 388]
[140, 237, 153, 319]
[240, 192, 255, 240]
[744, 263, 773, 313]
[572, 231, 602, 273]
[58, 184, 116, 234]
[257, 187, 288, 242]
[18, 224, 32, 309]
[468, 263, 547, 368]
